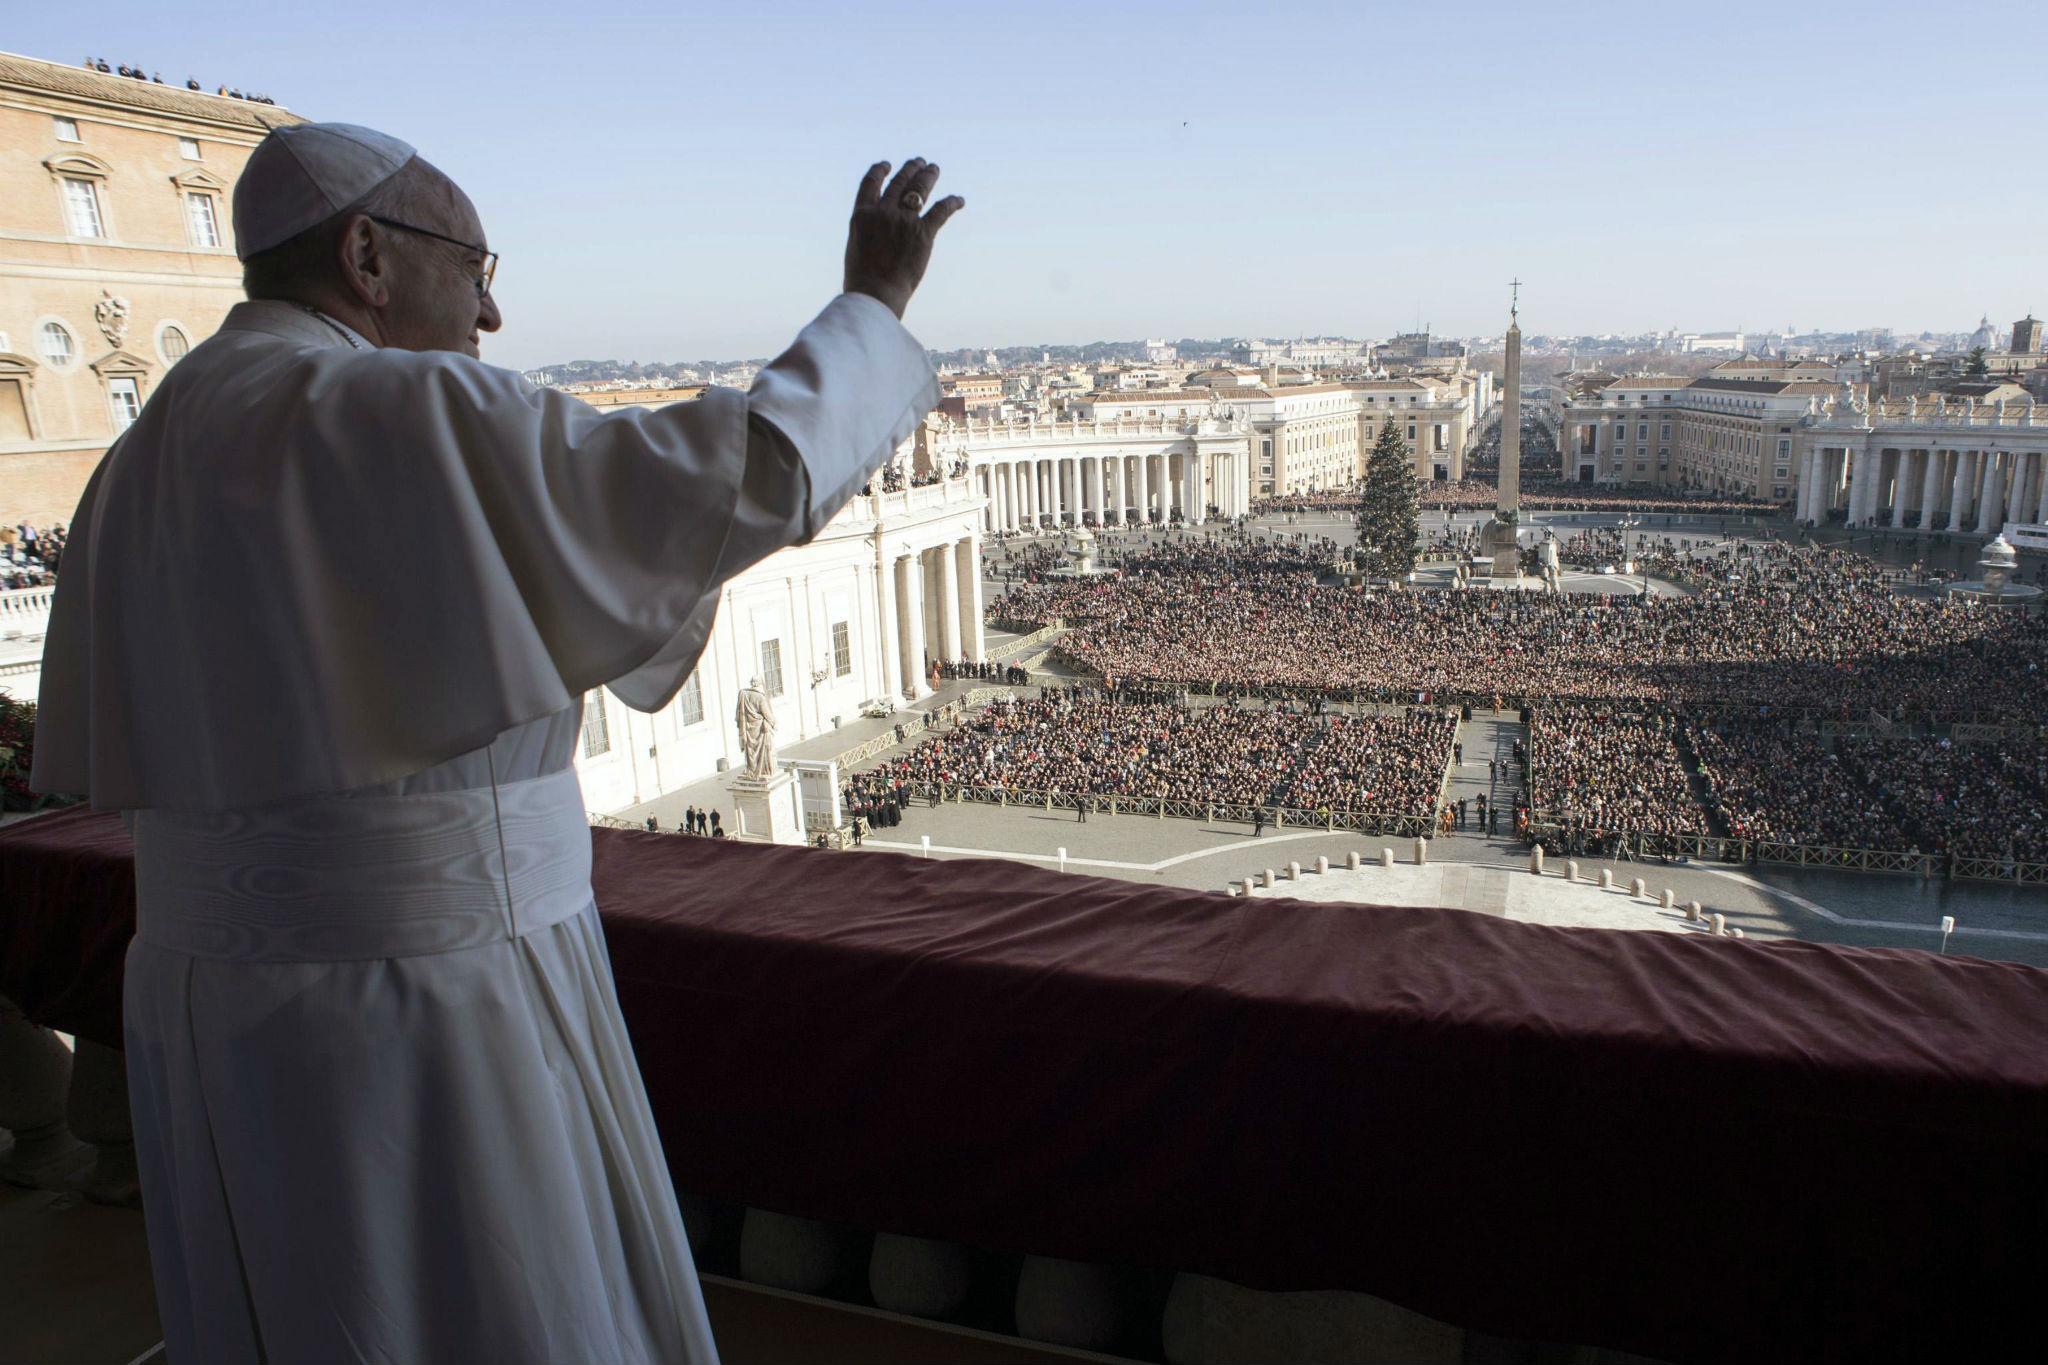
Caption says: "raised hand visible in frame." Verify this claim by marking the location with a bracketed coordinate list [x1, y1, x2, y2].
[843, 158, 964, 319]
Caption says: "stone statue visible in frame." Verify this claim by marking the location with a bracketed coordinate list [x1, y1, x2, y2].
[734, 676, 777, 779]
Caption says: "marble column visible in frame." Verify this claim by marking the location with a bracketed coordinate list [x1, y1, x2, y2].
[876, 548, 901, 699]
[2036, 452, 2048, 524]
[1890, 450, 1915, 528]
[1112, 455, 1128, 524]
[1796, 447, 1819, 522]
[959, 536, 985, 661]
[1846, 445, 1873, 526]
[1917, 450, 1944, 532]
[1948, 452, 1972, 532]
[1135, 455, 1151, 524]
[1049, 457, 1065, 527]
[1978, 452, 2008, 535]
[937, 540, 961, 662]
[897, 552, 925, 696]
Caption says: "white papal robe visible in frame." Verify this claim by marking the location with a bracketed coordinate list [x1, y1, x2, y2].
[34, 294, 939, 1363]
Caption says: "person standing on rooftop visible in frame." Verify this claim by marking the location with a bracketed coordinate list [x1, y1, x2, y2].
[33, 121, 962, 1365]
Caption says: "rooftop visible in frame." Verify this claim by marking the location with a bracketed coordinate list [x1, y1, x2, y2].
[0, 51, 301, 131]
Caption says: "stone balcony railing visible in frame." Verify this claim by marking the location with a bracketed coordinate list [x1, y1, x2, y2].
[830, 474, 983, 528]
[0, 585, 55, 631]
[1809, 397, 2044, 431]
[2, 810, 2044, 1363]
[942, 412, 1246, 445]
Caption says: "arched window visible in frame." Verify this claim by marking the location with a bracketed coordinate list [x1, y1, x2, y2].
[38, 321, 75, 368]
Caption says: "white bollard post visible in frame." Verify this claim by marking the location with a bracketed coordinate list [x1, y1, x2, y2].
[1687, 900, 1703, 922]
[1530, 848, 1545, 875]
[1565, 859, 1579, 882]
[1264, 868, 1278, 888]
[921, 835, 931, 860]
[1631, 878, 1646, 897]
[1730, 928, 1744, 940]
[1661, 888, 1676, 909]
[1413, 837, 1429, 865]
[1316, 856, 1330, 874]
[1057, 847, 1067, 874]
[1287, 860, 1301, 880]
[1380, 847, 1395, 868]
[1348, 850, 1363, 870]
[1599, 869, 1614, 889]
[1710, 912, 1727, 937]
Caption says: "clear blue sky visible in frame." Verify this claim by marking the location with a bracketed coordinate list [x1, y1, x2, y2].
[20, 1, 2043, 368]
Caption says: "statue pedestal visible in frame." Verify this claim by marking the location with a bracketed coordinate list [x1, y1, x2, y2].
[1477, 517, 1521, 577]
[730, 768, 806, 846]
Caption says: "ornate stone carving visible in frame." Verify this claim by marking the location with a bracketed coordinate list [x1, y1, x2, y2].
[93, 291, 130, 348]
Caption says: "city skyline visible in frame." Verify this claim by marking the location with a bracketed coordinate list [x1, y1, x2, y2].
[13, 0, 2044, 370]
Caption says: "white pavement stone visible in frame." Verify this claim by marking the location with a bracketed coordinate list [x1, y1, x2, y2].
[1248, 865, 1710, 934]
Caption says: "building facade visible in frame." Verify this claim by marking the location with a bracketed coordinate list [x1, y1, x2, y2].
[1559, 374, 1834, 499]
[0, 52, 298, 524]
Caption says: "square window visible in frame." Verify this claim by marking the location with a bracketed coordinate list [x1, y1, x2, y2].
[62, 177, 104, 237]
[178, 137, 201, 160]
[107, 377, 141, 432]
[580, 690, 611, 757]
[831, 621, 852, 676]
[760, 639, 785, 697]
[54, 116, 81, 142]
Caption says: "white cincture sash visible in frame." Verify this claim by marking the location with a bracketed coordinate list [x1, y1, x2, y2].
[132, 768, 591, 962]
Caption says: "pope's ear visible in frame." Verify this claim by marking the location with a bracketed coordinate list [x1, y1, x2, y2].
[336, 215, 394, 309]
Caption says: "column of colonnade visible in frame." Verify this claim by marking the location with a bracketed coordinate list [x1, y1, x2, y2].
[882, 534, 990, 698]
[971, 443, 1254, 534]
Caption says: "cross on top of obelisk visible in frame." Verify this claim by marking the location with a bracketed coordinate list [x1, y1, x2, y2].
[1510, 277, 1521, 322]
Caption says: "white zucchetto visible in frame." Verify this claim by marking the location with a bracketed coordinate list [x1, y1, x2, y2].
[232, 122, 417, 260]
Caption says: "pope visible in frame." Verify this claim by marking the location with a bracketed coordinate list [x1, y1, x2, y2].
[33, 122, 961, 1364]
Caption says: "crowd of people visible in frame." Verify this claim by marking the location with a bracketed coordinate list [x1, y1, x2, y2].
[1517, 705, 2048, 863]
[989, 537, 2048, 724]
[1249, 483, 1780, 518]
[1529, 705, 1714, 838]
[84, 57, 278, 102]
[850, 684, 1455, 818]
[1, 524, 63, 591]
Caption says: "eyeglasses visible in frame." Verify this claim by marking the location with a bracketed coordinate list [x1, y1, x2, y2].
[366, 215, 498, 296]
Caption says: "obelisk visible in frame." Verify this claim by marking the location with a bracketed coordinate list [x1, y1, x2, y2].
[1485, 281, 1524, 577]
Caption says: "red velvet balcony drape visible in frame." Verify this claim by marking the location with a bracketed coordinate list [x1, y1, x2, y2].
[4, 807, 2044, 1363]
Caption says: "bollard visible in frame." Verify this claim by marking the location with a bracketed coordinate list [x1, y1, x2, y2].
[1687, 900, 1703, 922]
[1730, 927, 1745, 940]
[1565, 859, 1579, 882]
[1316, 856, 1330, 874]
[1287, 861, 1301, 880]
[1661, 888, 1675, 909]
[1530, 848, 1545, 875]
[1413, 837, 1429, 866]
[1264, 868, 1278, 888]
[921, 835, 931, 860]
[1380, 847, 1395, 868]
[1710, 912, 1727, 937]
[1599, 869, 1614, 889]
[1348, 850, 1364, 870]
[1057, 847, 1067, 874]
[1631, 877, 1646, 897]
